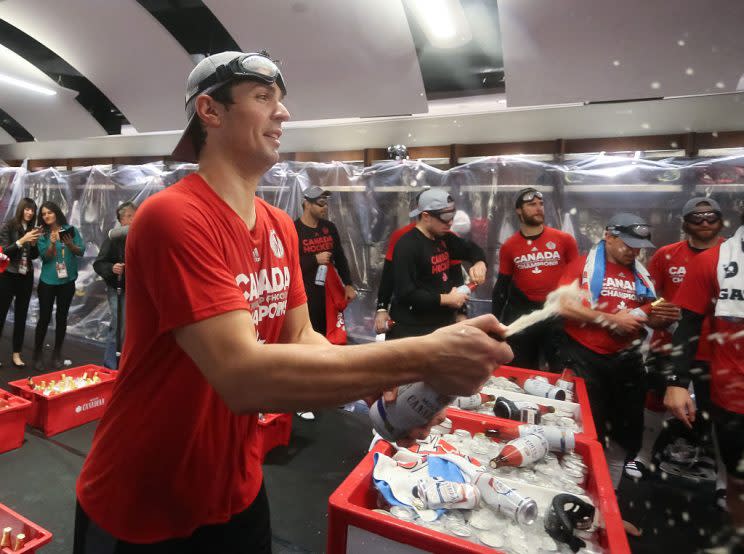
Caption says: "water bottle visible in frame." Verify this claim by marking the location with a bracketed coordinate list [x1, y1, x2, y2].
[314, 264, 328, 286]
[369, 382, 452, 441]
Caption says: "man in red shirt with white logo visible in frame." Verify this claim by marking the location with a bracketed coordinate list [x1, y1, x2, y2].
[492, 188, 578, 370]
[665, 211, 744, 547]
[557, 213, 679, 492]
[73, 51, 512, 553]
[643, 198, 725, 487]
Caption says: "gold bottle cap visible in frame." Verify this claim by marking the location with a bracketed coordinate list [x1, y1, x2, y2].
[12, 532, 25, 551]
[0, 527, 11, 547]
[651, 297, 666, 307]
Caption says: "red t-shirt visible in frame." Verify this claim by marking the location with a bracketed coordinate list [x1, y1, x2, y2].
[648, 239, 724, 360]
[673, 244, 744, 414]
[499, 227, 578, 302]
[560, 255, 650, 355]
[385, 222, 461, 266]
[76, 175, 306, 542]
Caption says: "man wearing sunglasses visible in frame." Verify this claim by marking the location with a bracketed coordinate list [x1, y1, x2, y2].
[295, 186, 356, 336]
[492, 187, 579, 370]
[640, 198, 726, 486]
[557, 213, 680, 497]
[73, 52, 512, 553]
[387, 188, 488, 339]
[665, 210, 744, 545]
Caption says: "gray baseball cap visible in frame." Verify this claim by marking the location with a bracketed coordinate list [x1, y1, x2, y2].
[171, 51, 287, 163]
[303, 186, 331, 200]
[606, 212, 655, 248]
[682, 197, 722, 217]
[409, 189, 454, 218]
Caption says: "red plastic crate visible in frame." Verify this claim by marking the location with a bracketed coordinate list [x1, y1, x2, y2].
[0, 502, 52, 553]
[257, 413, 292, 462]
[8, 365, 116, 437]
[328, 415, 629, 554]
[0, 391, 31, 455]
[450, 365, 598, 442]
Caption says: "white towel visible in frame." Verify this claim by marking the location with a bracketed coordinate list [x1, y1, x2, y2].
[716, 225, 744, 319]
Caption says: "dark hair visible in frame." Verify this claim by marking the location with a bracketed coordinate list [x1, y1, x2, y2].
[12, 197, 37, 233]
[191, 82, 238, 159]
[116, 201, 137, 223]
[37, 201, 67, 229]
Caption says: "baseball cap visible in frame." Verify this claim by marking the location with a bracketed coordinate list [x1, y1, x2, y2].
[515, 187, 543, 208]
[409, 189, 454, 218]
[682, 197, 722, 217]
[303, 186, 331, 200]
[171, 51, 287, 163]
[606, 213, 654, 248]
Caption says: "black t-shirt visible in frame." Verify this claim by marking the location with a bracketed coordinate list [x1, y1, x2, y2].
[390, 227, 485, 329]
[294, 218, 352, 293]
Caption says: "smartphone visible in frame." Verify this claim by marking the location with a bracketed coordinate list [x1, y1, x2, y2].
[58, 227, 74, 240]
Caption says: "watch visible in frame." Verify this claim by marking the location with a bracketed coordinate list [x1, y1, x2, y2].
[15, 240, 22, 249]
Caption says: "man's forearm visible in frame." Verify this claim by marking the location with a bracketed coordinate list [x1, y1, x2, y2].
[560, 300, 612, 327]
[666, 309, 704, 389]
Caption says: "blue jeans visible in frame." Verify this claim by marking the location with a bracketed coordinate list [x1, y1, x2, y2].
[104, 287, 125, 369]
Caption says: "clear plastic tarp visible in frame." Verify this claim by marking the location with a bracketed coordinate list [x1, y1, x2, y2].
[1, 154, 742, 347]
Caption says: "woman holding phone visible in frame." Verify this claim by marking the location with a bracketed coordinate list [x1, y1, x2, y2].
[0, 198, 41, 368]
[34, 201, 84, 371]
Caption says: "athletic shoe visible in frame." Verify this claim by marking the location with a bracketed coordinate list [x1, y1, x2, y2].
[624, 459, 647, 479]
[296, 411, 315, 421]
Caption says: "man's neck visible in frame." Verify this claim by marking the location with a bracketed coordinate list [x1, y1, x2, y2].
[415, 221, 435, 240]
[687, 234, 720, 250]
[520, 223, 544, 237]
[300, 212, 319, 228]
[197, 151, 264, 230]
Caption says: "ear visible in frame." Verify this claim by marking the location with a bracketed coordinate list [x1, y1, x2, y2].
[194, 94, 223, 129]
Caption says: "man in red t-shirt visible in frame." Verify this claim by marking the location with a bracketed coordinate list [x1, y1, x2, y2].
[557, 213, 679, 491]
[72, 52, 512, 553]
[492, 188, 578, 370]
[643, 197, 725, 488]
[665, 214, 744, 541]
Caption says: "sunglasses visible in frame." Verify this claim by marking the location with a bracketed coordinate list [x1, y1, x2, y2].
[684, 211, 721, 225]
[427, 210, 456, 223]
[188, 52, 287, 106]
[610, 224, 652, 239]
[310, 199, 328, 207]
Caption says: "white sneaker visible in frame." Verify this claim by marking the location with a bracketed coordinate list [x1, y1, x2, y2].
[624, 459, 646, 479]
[297, 411, 315, 421]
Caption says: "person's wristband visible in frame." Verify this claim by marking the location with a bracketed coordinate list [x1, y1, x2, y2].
[376, 308, 387, 313]
[15, 240, 21, 248]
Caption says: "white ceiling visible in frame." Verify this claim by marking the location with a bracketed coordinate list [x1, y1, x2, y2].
[0, 0, 743, 160]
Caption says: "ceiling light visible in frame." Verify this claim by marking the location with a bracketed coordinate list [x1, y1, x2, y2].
[409, 0, 472, 49]
[0, 73, 56, 96]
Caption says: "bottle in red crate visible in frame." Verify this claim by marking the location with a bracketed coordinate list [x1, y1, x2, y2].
[489, 433, 549, 468]
[13, 533, 25, 551]
[518, 424, 575, 453]
[472, 472, 538, 525]
[451, 392, 495, 410]
[412, 478, 480, 510]
[521, 376, 566, 400]
[493, 396, 555, 422]
[555, 368, 576, 402]
[369, 383, 452, 441]
[0, 526, 10, 547]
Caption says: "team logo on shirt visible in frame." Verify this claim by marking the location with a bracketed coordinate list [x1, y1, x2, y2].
[600, 276, 638, 301]
[724, 262, 739, 279]
[252, 248, 261, 263]
[546, 241, 556, 250]
[269, 230, 285, 258]
[668, 266, 686, 283]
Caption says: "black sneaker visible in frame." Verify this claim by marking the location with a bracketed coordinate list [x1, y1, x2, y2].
[624, 459, 647, 479]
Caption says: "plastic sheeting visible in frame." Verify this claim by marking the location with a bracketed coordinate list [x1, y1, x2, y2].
[0, 153, 742, 347]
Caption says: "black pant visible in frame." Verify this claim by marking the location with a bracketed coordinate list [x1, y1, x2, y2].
[34, 280, 75, 359]
[73, 483, 272, 553]
[502, 300, 563, 371]
[561, 336, 646, 454]
[306, 285, 326, 336]
[0, 271, 33, 352]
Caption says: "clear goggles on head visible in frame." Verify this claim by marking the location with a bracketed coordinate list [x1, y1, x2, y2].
[609, 224, 652, 239]
[187, 53, 287, 107]
[428, 209, 456, 223]
[518, 190, 543, 205]
[684, 211, 721, 224]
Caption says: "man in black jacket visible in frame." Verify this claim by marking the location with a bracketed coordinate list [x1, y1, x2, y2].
[93, 202, 136, 369]
[388, 189, 487, 339]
